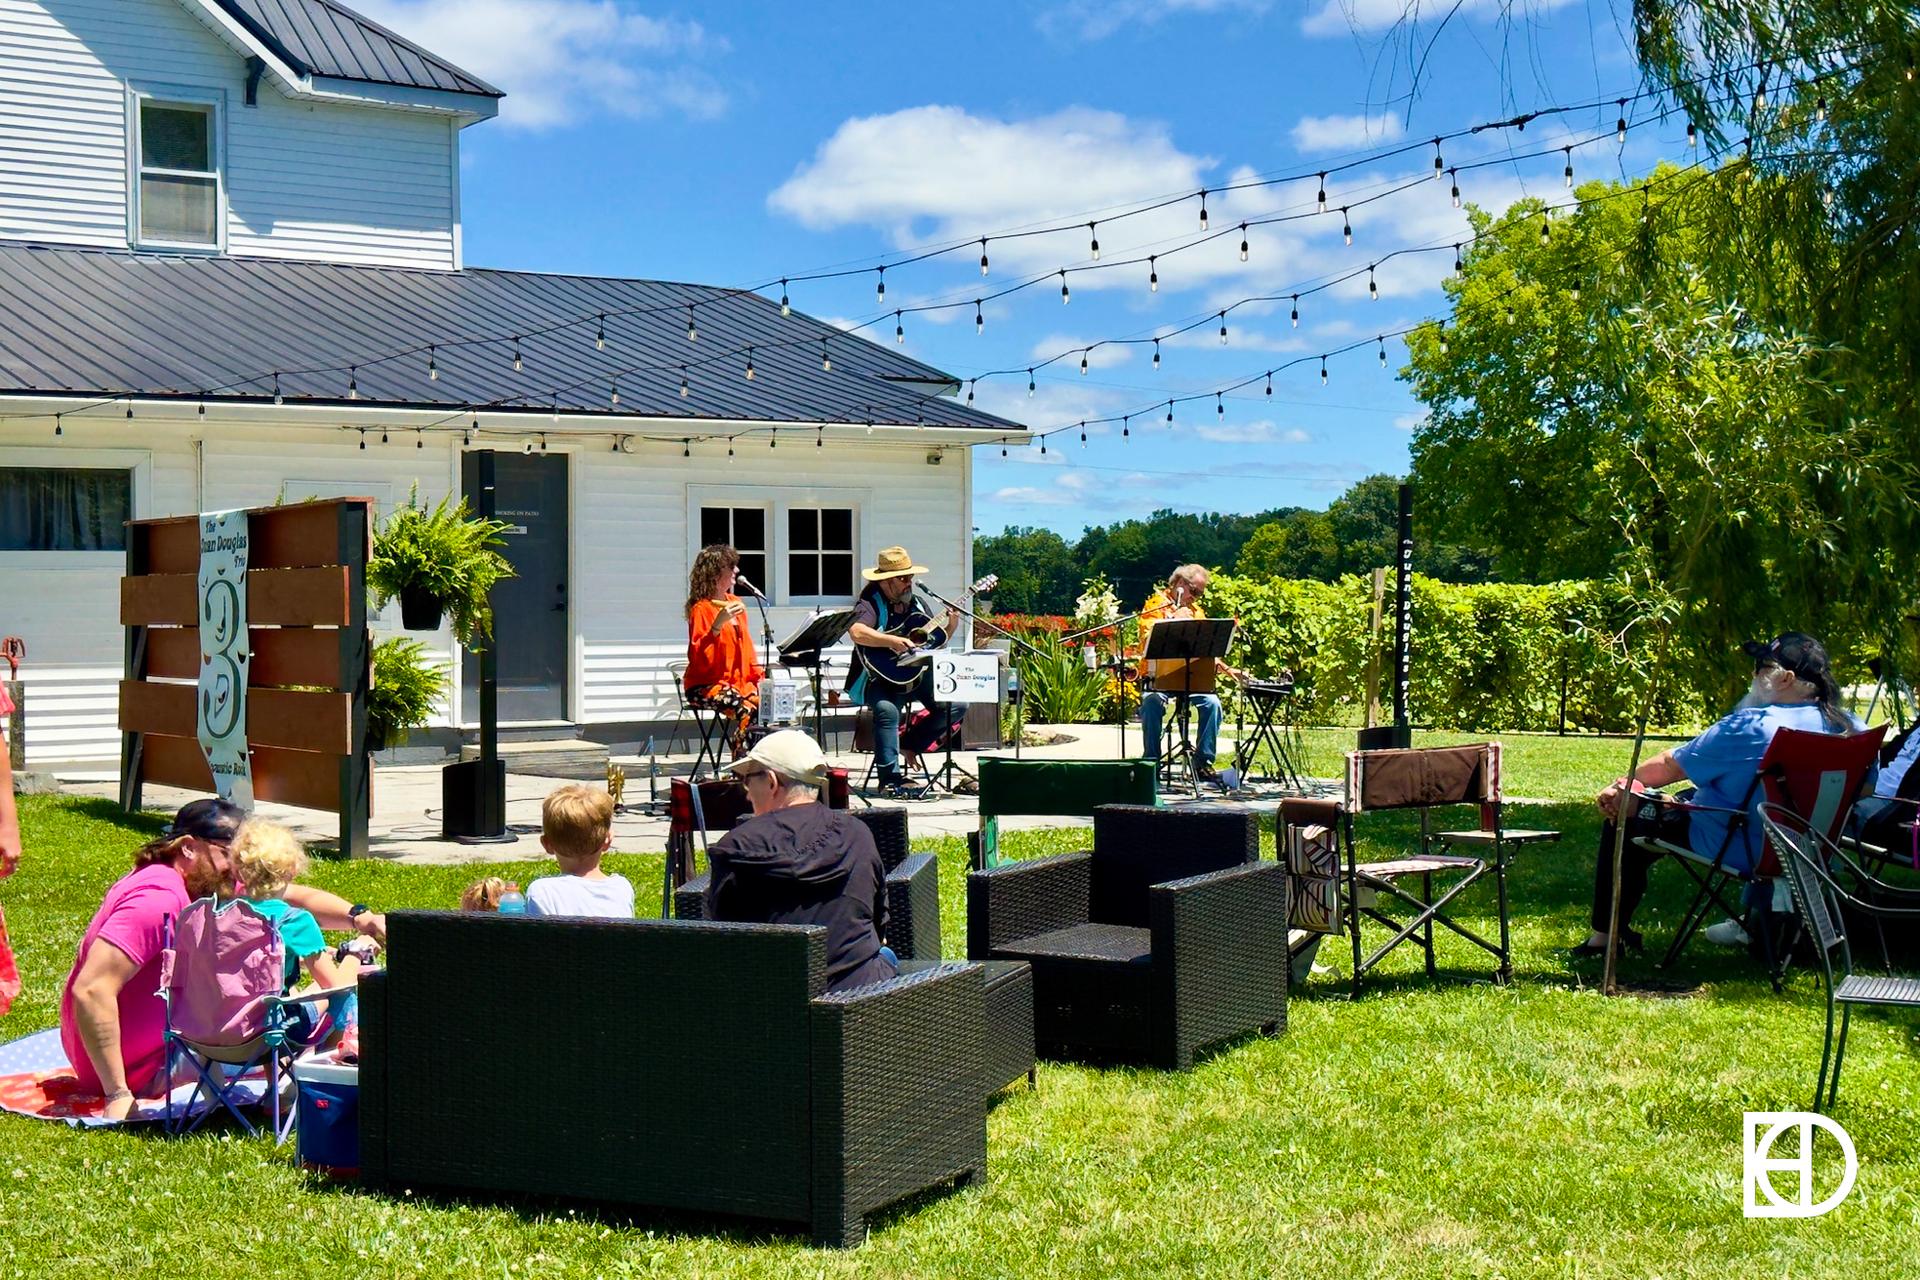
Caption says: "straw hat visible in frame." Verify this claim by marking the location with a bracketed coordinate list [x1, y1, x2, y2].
[863, 545, 928, 582]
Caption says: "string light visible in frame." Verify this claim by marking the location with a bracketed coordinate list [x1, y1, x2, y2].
[1198, 188, 1208, 229]
[1449, 169, 1460, 208]
[416, 429, 424, 449]
[1437, 321, 1448, 355]
[1505, 302, 1517, 324]
[875, 266, 885, 305]
[1079, 422, 1087, 446]
[1317, 173, 1327, 212]
[125, 401, 133, 420]
[1215, 392, 1224, 419]
[1564, 148, 1574, 187]
[53, 414, 61, 437]
[1059, 271, 1070, 305]
[358, 428, 366, 450]
[1341, 208, 1352, 245]
[512, 338, 522, 372]
[1040, 438, 1047, 456]
[816, 425, 824, 448]
[1368, 265, 1378, 300]
[1152, 338, 1161, 370]
[1453, 243, 1463, 273]
[551, 398, 559, 423]
[611, 435, 622, 453]
[1122, 415, 1130, 439]
[680, 365, 690, 397]
[1540, 215, 1551, 244]
[1001, 443, 1008, 457]
[683, 439, 691, 458]
[1616, 100, 1628, 143]
[727, 438, 734, 459]
[1377, 335, 1387, 367]
[820, 341, 831, 372]
[1219, 311, 1229, 344]
[348, 368, 358, 399]
[381, 428, 389, 444]
[428, 346, 438, 380]
[1265, 372, 1273, 396]
[1290, 295, 1299, 327]
[1815, 95, 1827, 123]
[1432, 138, 1444, 176]
[979, 239, 989, 276]
[610, 377, 620, 405]
[1148, 255, 1159, 292]
[1239, 223, 1249, 262]
[1165, 400, 1173, 424]
[1319, 356, 1328, 385]
[895, 311, 904, 343]
[687, 307, 698, 342]
[595, 315, 605, 350]
[198, 398, 206, 417]
[967, 379, 976, 405]
[1028, 369, 1036, 397]
[975, 300, 984, 333]
[1687, 118, 1697, 147]
[272, 373, 282, 406]
[1080, 349, 1090, 375]
[769, 429, 776, 449]
[1089, 222, 1100, 260]
[744, 348, 755, 380]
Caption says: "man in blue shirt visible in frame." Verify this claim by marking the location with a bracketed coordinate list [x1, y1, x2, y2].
[1578, 633, 1863, 957]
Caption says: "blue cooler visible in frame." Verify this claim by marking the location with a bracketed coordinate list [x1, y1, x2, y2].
[292, 1059, 359, 1177]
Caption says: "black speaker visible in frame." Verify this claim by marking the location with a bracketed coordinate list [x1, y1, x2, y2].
[442, 758, 508, 840]
[1355, 725, 1411, 752]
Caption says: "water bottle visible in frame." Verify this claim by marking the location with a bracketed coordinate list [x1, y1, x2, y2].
[1082, 642, 1099, 670]
[497, 888, 527, 915]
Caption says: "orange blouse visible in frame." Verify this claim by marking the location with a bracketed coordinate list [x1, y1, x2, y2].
[685, 597, 764, 694]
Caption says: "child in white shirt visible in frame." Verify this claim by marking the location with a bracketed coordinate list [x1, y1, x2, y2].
[525, 784, 633, 919]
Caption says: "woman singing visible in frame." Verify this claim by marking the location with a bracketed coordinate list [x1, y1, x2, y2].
[684, 544, 764, 757]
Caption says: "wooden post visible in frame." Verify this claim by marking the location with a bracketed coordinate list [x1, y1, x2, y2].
[119, 523, 150, 813]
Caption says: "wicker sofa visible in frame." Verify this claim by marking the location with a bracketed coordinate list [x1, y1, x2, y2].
[673, 806, 940, 962]
[967, 805, 1288, 1069]
[358, 911, 986, 1246]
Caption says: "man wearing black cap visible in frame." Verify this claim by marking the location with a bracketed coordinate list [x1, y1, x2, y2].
[61, 798, 385, 1120]
[1578, 632, 1863, 957]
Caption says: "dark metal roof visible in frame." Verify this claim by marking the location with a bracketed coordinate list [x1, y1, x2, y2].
[210, 0, 502, 99]
[0, 242, 1026, 435]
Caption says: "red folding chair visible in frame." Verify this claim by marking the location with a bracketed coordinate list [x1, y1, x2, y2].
[1645, 726, 1884, 987]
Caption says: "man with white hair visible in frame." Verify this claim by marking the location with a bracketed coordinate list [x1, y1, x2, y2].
[1136, 564, 1248, 781]
[703, 730, 896, 991]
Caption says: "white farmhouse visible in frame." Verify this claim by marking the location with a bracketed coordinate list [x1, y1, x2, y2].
[0, 0, 1023, 769]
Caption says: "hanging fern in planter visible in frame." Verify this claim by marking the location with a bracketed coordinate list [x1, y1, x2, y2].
[368, 486, 515, 648]
[368, 637, 449, 751]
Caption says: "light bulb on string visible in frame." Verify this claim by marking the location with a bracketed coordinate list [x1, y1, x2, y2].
[1432, 138, 1444, 177]
[1152, 338, 1161, 370]
[1219, 312, 1229, 344]
[875, 266, 885, 305]
[1122, 415, 1130, 439]
[1079, 422, 1086, 447]
[1165, 400, 1174, 424]
[416, 430, 424, 449]
[1290, 295, 1299, 327]
[1059, 271, 1070, 305]
[1437, 322, 1449, 355]
[1368, 265, 1378, 300]
[125, 400, 133, 420]
[1564, 148, 1574, 187]
[979, 239, 989, 276]
[1089, 222, 1100, 260]
[769, 430, 776, 450]
[895, 311, 904, 344]
[1080, 349, 1090, 375]
[1453, 243, 1463, 273]
[610, 378, 620, 405]
[1540, 216, 1550, 244]
[1319, 356, 1327, 385]
[680, 366, 690, 397]
[1377, 336, 1387, 368]
[1686, 118, 1697, 147]
[54, 414, 61, 437]
[1815, 96, 1827, 123]
[1000, 443, 1007, 458]
[975, 300, 984, 333]
[358, 428, 366, 450]
[1238, 223, 1249, 262]
[610, 435, 621, 453]
[198, 398, 206, 418]
[1027, 369, 1035, 397]
[1148, 255, 1158, 292]
[1753, 66, 1768, 112]
[728, 439, 735, 460]
[1215, 392, 1224, 419]
[1197, 188, 1208, 229]
[348, 368, 358, 399]
[272, 373, 283, 406]
[1040, 438, 1047, 456]
[1317, 173, 1327, 212]
[1823, 183, 1835, 208]
[821, 341, 832, 372]
[1449, 168, 1460, 208]
[1505, 302, 1516, 325]
[816, 425, 823, 448]
[551, 399, 559, 424]
[1265, 372, 1273, 397]
[512, 338, 522, 372]
[381, 428, 389, 444]
[1572, 277, 1582, 301]
[967, 379, 976, 406]
[428, 346, 438, 380]
[744, 348, 755, 381]
[1341, 208, 1351, 245]
[779, 280, 790, 316]
[595, 315, 605, 350]
[1617, 100, 1628, 143]
[687, 307, 698, 342]
[540, 433, 549, 452]
[682, 439, 691, 458]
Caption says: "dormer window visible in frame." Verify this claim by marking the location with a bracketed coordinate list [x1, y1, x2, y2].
[133, 96, 222, 249]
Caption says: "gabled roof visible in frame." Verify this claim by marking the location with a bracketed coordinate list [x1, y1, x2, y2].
[0, 242, 1027, 437]
[194, 0, 501, 102]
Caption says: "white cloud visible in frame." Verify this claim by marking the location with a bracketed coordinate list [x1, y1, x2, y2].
[350, 1, 727, 128]
[1037, 0, 1271, 42]
[1300, 0, 1575, 39]
[1393, 412, 1428, 432]
[1290, 113, 1405, 154]
[1028, 335, 1135, 370]
[1192, 419, 1312, 445]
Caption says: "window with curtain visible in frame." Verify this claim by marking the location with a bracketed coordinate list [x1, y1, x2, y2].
[137, 99, 219, 247]
[0, 468, 132, 551]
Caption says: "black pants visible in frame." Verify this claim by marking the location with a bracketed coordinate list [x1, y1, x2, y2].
[1591, 800, 1692, 933]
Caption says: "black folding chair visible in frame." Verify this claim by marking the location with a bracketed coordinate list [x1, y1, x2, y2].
[1761, 803, 1920, 1111]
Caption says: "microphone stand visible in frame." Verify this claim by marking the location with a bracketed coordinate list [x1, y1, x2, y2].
[746, 588, 778, 733]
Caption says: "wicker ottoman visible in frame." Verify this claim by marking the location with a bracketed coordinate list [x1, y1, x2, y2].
[902, 958, 1035, 1095]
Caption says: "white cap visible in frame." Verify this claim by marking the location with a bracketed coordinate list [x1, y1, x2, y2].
[728, 729, 829, 785]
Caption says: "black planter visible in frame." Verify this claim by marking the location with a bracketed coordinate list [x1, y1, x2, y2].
[399, 585, 445, 632]
[367, 723, 390, 753]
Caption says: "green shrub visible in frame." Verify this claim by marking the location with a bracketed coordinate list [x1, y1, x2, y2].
[1010, 629, 1109, 724]
[368, 637, 449, 748]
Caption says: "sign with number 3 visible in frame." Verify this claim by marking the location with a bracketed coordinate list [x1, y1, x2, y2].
[197, 509, 254, 808]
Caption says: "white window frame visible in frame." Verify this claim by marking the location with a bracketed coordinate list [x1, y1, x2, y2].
[0, 447, 151, 568]
[126, 85, 227, 254]
[687, 485, 870, 607]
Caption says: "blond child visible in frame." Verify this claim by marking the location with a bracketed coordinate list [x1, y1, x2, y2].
[525, 785, 632, 918]
[459, 876, 520, 912]
[229, 820, 367, 996]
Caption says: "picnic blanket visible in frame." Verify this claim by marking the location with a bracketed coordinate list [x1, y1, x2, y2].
[0, 902, 18, 1015]
[0, 1028, 269, 1127]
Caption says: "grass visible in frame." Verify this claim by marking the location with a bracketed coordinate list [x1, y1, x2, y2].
[1261, 726, 1691, 802]
[4, 736, 1920, 1278]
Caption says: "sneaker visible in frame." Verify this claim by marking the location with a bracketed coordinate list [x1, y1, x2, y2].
[1703, 917, 1751, 947]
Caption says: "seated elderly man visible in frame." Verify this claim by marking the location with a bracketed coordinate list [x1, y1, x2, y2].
[62, 798, 386, 1120]
[1136, 563, 1248, 781]
[703, 730, 897, 992]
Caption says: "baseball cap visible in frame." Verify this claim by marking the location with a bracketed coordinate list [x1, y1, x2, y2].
[161, 797, 246, 844]
[728, 729, 829, 785]
[1741, 632, 1831, 681]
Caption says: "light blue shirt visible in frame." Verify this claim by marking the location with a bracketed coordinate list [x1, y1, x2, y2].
[1875, 727, 1920, 800]
[1671, 702, 1868, 874]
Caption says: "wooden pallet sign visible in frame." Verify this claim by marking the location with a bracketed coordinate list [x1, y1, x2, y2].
[118, 498, 372, 857]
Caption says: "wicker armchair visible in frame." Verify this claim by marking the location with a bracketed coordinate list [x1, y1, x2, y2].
[966, 805, 1287, 1069]
[673, 807, 940, 961]
[358, 911, 986, 1247]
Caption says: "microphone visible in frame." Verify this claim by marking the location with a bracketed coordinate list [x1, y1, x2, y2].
[734, 573, 763, 599]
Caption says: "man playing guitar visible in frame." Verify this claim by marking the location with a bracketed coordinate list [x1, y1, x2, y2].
[1137, 563, 1249, 781]
[847, 545, 966, 798]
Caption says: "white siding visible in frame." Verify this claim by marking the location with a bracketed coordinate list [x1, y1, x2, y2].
[0, 0, 459, 269]
[0, 415, 972, 769]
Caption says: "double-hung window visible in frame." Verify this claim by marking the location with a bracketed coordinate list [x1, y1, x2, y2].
[134, 97, 221, 249]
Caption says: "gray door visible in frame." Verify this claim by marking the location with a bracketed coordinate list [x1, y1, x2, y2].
[462, 451, 568, 722]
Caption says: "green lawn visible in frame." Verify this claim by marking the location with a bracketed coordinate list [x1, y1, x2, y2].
[3, 738, 1918, 1278]
[1274, 727, 1690, 801]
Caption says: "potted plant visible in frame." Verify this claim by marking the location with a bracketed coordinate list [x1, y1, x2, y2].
[367, 487, 515, 645]
[367, 637, 449, 752]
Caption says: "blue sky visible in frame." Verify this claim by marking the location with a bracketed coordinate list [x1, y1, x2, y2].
[357, 0, 1663, 537]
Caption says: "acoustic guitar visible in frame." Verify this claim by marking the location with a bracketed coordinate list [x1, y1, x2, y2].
[853, 574, 998, 691]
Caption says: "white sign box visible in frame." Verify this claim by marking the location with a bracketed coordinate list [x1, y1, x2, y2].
[932, 651, 999, 704]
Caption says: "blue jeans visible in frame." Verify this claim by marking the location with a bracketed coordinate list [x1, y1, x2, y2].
[862, 669, 959, 773]
[1140, 692, 1220, 764]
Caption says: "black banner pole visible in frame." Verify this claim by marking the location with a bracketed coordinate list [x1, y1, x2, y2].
[1392, 482, 1414, 745]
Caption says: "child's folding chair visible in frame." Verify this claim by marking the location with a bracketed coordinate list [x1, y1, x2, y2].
[159, 897, 349, 1143]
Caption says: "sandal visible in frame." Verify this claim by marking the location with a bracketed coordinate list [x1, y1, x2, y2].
[1570, 929, 1643, 959]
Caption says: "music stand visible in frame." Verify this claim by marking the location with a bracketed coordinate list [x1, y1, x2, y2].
[1142, 617, 1235, 799]
[778, 609, 856, 746]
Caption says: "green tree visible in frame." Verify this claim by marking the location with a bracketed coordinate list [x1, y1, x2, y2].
[972, 526, 1080, 615]
[1236, 512, 1338, 580]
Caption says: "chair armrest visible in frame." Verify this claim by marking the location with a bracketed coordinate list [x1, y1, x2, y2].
[1148, 862, 1290, 1066]
[884, 852, 941, 962]
[673, 873, 710, 921]
[265, 983, 356, 1009]
[356, 969, 390, 1189]
[809, 963, 987, 1245]
[966, 851, 1092, 958]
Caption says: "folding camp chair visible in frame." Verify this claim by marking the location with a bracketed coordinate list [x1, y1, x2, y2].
[1760, 803, 1920, 1111]
[1642, 726, 1883, 987]
[159, 897, 349, 1143]
[667, 660, 731, 781]
[1340, 743, 1550, 995]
